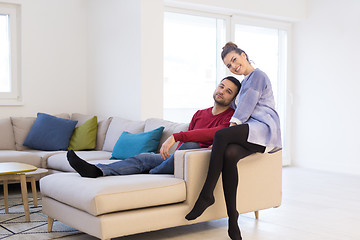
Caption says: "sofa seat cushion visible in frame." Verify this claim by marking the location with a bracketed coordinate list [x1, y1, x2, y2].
[40, 173, 186, 216]
[47, 151, 112, 172]
[25, 150, 66, 168]
[0, 150, 42, 167]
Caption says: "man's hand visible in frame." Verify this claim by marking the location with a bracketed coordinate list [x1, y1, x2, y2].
[160, 135, 176, 159]
[230, 122, 237, 127]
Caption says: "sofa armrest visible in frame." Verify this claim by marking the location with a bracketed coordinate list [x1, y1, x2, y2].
[173, 148, 210, 179]
[174, 149, 215, 206]
[174, 148, 283, 214]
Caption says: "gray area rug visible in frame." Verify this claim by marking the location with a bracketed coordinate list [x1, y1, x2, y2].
[0, 192, 82, 239]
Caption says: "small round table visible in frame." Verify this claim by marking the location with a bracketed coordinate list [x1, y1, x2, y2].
[0, 162, 48, 222]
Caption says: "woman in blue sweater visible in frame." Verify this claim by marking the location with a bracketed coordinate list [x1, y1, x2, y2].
[185, 42, 282, 240]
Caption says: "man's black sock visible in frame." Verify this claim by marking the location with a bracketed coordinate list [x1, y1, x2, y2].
[67, 150, 103, 178]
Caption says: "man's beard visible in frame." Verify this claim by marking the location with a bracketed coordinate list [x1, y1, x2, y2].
[213, 94, 231, 107]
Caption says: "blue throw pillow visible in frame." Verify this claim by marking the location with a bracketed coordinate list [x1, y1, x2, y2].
[111, 126, 165, 160]
[23, 113, 78, 151]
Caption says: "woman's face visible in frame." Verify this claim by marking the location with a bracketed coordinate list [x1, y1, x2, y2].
[223, 51, 252, 76]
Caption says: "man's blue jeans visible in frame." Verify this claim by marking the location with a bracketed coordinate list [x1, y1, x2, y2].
[97, 142, 201, 176]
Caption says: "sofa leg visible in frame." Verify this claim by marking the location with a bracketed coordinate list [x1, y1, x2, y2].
[48, 217, 54, 232]
[254, 210, 259, 220]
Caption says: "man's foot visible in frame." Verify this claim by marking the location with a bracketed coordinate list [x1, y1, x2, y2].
[67, 150, 103, 178]
[185, 195, 215, 220]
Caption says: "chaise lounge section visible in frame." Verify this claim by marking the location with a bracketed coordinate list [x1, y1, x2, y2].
[41, 149, 282, 240]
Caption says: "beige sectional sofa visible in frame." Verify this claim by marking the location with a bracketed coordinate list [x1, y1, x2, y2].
[0, 113, 282, 240]
[0, 113, 112, 175]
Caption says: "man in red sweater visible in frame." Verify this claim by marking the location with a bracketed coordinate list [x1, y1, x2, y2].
[67, 76, 240, 177]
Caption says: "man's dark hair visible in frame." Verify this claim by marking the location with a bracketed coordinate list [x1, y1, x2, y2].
[221, 76, 241, 95]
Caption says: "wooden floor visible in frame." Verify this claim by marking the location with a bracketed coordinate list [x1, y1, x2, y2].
[11, 167, 360, 240]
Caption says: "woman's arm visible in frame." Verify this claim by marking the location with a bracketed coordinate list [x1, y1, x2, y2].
[232, 70, 267, 124]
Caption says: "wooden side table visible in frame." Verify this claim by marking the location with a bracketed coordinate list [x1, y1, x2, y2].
[0, 162, 48, 222]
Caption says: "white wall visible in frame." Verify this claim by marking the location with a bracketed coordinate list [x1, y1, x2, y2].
[140, 0, 164, 120]
[0, 0, 163, 121]
[292, 0, 360, 174]
[87, 0, 163, 120]
[0, 0, 88, 118]
[0, 0, 304, 121]
[87, 0, 142, 120]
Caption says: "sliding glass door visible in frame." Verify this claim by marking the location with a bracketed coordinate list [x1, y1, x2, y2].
[163, 10, 227, 123]
[164, 10, 291, 165]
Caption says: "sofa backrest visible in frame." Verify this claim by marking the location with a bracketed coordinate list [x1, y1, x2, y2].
[70, 113, 112, 151]
[10, 113, 70, 151]
[102, 117, 189, 155]
[1, 113, 188, 155]
[102, 117, 145, 152]
[10, 116, 36, 151]
[0, 118, 16, 150]
[144, 118, 189, 155]
[4, 113, 111, 151]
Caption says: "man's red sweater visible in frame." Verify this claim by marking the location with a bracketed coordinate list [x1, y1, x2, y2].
[173, 107, 234, 148]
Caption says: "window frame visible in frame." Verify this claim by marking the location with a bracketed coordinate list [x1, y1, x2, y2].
[0, 3, 21, 105]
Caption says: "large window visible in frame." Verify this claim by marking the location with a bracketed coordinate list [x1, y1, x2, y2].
[0, 4, 20, 105]
[164, 9, 291, 165]
[163, 11, 227, 123]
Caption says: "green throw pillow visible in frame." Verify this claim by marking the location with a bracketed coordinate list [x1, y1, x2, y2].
[68, 116, 98, 151]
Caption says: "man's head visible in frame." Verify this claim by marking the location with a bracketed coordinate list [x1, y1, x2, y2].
[213, 76, 241, 107]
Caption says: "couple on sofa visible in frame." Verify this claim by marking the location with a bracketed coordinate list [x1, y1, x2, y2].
[67, 75, 241, 177]
[68, 43, 282, 240]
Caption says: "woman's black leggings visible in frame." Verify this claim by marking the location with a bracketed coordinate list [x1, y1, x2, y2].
[201, 124, 265, 219]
